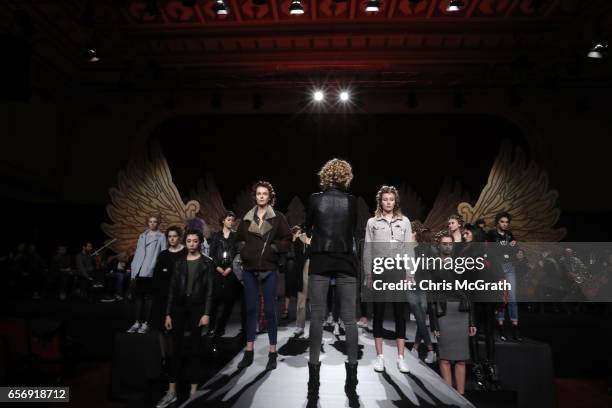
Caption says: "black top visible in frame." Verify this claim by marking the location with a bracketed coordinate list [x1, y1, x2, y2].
[486, 229, 518, 262]
[305, 187, 357, 275]
[209, 230, 238, 268]
[167, 255, 215, 315]
[151, 247, 187, 328]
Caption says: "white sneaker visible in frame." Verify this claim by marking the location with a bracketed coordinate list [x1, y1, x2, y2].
[294, 327, 304, 338]
[325, 314, 334, 326]
[397, 356, 410, 373]
[127, 321, 140, 333]
[410, 347, 419, 358]
[373, 354, 385, 372]
[137, 322, 149, 334]
[156, 391, 177, 408]
[425, 350, 437, 364]
[333, 323, 340, 336]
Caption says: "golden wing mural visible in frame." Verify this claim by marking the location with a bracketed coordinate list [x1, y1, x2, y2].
[457, 140, 567, 242]
[101, 141, 200, 254]
[423, 178, 471, 233]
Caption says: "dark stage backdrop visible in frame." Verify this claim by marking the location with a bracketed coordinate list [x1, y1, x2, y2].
[155, 113, 528, 212]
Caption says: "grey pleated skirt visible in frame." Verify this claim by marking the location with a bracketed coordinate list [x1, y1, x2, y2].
[437, 301, 470, 361]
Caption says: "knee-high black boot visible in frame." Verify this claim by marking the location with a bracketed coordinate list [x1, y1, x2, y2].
[307, 362, 320, 402]
[344, 362, 359, 407]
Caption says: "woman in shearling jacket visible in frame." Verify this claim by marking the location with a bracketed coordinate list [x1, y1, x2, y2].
[234, 181, 291, 371]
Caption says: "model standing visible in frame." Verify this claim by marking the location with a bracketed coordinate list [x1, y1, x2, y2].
[305, 159, 359, 406]
[235, 181, 291, 370]
[156, 229, 214, 408]
[127, 215, 167, 334]
[364, 185, 412, 373]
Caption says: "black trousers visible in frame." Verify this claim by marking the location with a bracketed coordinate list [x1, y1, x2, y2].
[209, 274, 242, 333]
[470, 302, 496, 362]
[168, 304, 205, 384]
[372, 302, 406, 339]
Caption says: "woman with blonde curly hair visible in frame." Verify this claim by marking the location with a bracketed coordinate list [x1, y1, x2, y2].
[304, 159, 359, 405]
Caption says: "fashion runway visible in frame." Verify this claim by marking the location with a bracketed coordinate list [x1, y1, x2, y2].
[184, 322, 474, 408]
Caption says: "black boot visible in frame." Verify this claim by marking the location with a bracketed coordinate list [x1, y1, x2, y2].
[472, 363, 488, 390]
[237, 350, 254, 369]
[307, 362, 321, 404]
[498, 324, 507, 342]
[484, 360, 501, 391]
[265, 352, 278, 370]
[512, 325, 523, 342]
[344, 362, 359, 407]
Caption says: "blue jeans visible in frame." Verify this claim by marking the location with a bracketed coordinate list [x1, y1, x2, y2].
[243, 270, 278, 345]
[497, 262, 519, 323]
[408, 291, 433, 348]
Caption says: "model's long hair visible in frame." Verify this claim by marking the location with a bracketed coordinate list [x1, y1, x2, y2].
[374, 185, 403, 218]
[318, 159, 353, 190]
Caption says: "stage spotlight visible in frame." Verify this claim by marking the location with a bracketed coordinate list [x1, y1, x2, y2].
[87, 48, 100, 63]
[339, 91, 350, 102]
[290, 1, 305, 15]
[365, 0, 381, 12]
[587, 42, 608, 59]
[446, 0, 464, 12]
[214, 0, 228, 15]
[313, 90, 324, 102]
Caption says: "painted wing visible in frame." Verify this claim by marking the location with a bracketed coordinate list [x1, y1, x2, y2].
[101, 142, 200, 254]
[457, 140, 567, 242]
[423, 178, 471, 233]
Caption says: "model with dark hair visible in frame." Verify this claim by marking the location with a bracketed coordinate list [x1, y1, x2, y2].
[208, 211, 242, 338]
[364, 185, 413, 374]
[235, 182, 291, 370]
[486, 211, 521, 341]
[156, 229, 214, 408]
[151, 226, 186, 331]
[429, 233, 477, 397]
[305, 159, 359, 406]
[127, 215, 167, 334]
[448, 214, 464, 243]
[461, 224, 499, 390]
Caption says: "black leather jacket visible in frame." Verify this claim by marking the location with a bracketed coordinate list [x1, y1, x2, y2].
[166, 255, 215, 315]
[305, 187, 357, 254]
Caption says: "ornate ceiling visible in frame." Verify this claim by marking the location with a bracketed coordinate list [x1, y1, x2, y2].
[2, 0, 611, 92]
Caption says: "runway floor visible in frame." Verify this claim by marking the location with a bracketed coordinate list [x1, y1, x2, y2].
[184, 322, 473, 408]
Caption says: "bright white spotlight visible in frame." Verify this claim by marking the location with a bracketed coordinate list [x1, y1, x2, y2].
[339, 91, 350, 102]
[313, 90, 324, 102]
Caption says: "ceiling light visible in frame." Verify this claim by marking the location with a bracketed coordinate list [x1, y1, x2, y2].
[446, 0, 464, 12]
[290, 1, 305, 15]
